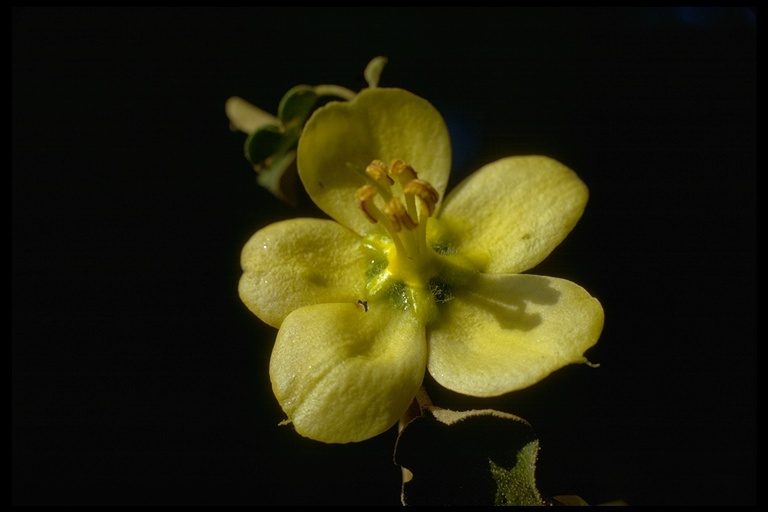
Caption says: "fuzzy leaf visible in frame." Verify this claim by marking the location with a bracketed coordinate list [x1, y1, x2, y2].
[278, 85, 319, 127]
[243, 125, 283, 167]
[395, 405, 545, 506]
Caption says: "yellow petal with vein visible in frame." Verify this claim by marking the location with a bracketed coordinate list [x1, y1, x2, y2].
[438, 156, 588, 274]
[270, 303, 426, 443]
[239, 218, 366, 328]
[427, 273, 603, 397]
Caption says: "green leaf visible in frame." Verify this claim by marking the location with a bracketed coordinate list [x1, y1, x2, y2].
[489, 442, 544, 506]
[229, 57, 388, 204]
[255, 150, 298, 206]
[243, 124, 301, 205]
[243, 125, 282, 167]
[394, 405, 545, 506]
[238, 87, 319, 205]
[277, 85, 319, 128]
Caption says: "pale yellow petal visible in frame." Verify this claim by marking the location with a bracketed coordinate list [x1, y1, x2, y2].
[297, 88, 452, 235]
[239, 219, 367, 328]
[270, 303, 426, 443]
[427, 273, 603, 397]
[437, 156, 589, 274]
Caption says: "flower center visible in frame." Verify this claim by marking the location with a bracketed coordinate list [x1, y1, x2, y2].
[355, 159, 449, 321]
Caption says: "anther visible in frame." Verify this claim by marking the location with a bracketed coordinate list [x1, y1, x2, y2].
[355, 184, 380, 224]
[403, 179, 440, 216]
[388, 159, 418, 182]
[366, 160, 394, 186]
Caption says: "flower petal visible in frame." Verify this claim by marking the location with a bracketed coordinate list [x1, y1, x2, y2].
[297, 88, 452, 235]
[427, 273, 603, 397]
[437, 156, 589, 274]
[270, 303, 427, 443]
[239, 218, 367, 328]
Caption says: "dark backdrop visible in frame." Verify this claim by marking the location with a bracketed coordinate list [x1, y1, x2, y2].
[13, 7, 755, 506]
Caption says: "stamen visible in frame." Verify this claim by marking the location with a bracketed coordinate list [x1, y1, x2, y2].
[355, 184, 380, 224]
[387, 160, 419, 225]
[403, 179, 439, 217]
[388, 159, 418, 181]
[356, 183, 408, 256]
[356, 159, 439, 262]
[385, 197, 418, 232]
[403, 179, 439, 255]
[366, 160, 395, 187]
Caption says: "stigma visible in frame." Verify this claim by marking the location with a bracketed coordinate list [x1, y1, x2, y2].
[355, 159, 439, 262]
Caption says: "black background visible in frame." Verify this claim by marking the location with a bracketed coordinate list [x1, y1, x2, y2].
[13, 7, 755, 506]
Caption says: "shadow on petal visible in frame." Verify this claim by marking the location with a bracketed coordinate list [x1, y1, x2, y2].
[460, 274, 562, 332]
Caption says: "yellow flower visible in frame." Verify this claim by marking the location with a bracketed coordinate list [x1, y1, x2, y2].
[239, 88, 604, 444]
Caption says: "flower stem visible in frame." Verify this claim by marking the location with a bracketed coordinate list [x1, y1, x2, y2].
[313, 84, 357, 101]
